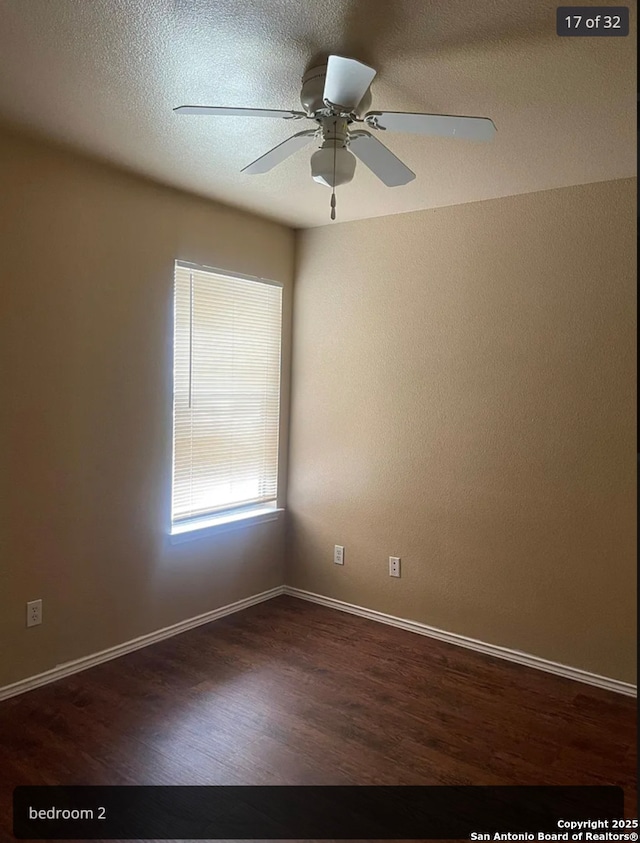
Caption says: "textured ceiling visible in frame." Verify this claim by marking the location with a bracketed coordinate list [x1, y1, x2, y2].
[0, 0, 635, 228]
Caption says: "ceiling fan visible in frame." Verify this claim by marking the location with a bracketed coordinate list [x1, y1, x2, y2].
[175, 55, 496, 220]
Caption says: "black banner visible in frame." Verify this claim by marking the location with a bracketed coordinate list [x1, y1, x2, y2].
[14, 785, 625, 839]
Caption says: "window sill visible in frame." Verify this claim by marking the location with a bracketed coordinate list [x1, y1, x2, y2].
[169, 507, 284, 544]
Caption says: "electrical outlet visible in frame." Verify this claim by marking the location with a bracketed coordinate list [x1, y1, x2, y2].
[26, 599, 42, 627]
[389, 557, 401, 578]
[334, 545, 345, 565]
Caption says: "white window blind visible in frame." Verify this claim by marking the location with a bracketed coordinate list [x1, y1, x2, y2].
[171, 262, 283, 529]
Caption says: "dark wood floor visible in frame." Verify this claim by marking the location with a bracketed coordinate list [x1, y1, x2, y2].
[0, 595, 636, 840]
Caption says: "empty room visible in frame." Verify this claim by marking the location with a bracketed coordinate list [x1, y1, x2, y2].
[0, 0, 636, 839]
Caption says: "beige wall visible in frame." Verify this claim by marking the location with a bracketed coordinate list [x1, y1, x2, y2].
[287, 178, 637, 684]
[1, 125, 635, 691]
[0, 128, 295, 687]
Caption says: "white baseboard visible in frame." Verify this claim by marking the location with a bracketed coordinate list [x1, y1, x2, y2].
[0, 586, 285, 702]
[2, 583, 635, 702]
[284, 587, 637, 698]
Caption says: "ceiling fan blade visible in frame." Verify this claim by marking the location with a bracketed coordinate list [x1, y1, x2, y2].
[323, 55, 377, 111]
[242, 130, 317, 174]
[366, 111, 496, 141]
[348, 131, 415, 187]
[174, 106, 306, 119]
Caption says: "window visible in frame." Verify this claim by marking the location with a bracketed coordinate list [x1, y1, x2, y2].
[171, 261, 283, 536]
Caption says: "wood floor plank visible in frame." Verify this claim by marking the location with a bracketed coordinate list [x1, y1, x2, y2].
[0, 595, 636, 840]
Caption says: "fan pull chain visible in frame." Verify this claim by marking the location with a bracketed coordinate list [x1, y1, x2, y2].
[331, 123, 337, 221]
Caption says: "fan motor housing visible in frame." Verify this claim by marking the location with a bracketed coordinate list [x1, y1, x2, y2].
[300, 65, 372, 118]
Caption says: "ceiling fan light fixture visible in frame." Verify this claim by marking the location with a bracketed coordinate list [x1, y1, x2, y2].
[311, 144, 356, 188]
[174, 53, 496, 214]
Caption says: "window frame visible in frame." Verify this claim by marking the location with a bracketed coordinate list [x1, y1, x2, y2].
[169, 260, 285, 541]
